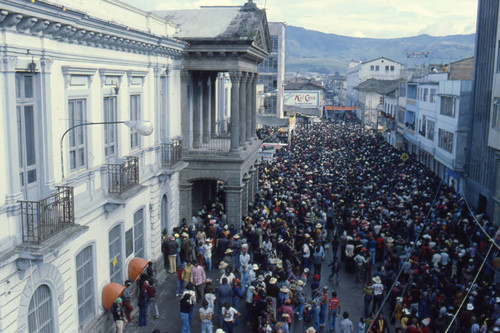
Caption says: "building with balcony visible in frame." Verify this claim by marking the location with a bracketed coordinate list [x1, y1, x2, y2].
[0, 0, 186, 331]
[466, 0, 500, 224]
[156, 0, 271, 227]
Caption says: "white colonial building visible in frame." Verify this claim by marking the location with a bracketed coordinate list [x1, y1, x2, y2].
[346, 57, 403, 108]
[0, 0, 186, 332]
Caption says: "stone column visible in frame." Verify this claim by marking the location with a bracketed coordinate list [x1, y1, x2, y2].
[239, 72, 248, 147]
[225, 185, 243, 230]
[246, 73, 255, 141]
[229, 71, 241, 152]
[179, 183, 193, 224]
[180, 70, 191, 150]
[251, 73, 258, 139]
[210, 73, 217, 135]
[1, 56, 22, 204]
[202, 73, 211, 143]
[192, 73, 202, 148]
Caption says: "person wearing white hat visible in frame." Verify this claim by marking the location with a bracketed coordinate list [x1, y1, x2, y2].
[372, 276, 384, 314]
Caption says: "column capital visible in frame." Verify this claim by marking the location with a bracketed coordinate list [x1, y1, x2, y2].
[240, 72, 249, 83]
[40, 57, 53, 73]
[247, 72, 257, 83]
[2, 56, 18, 72]
[180, 70, 191, 81]
[229, 71, 242, 82]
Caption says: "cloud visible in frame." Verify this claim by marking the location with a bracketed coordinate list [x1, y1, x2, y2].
[119, 0, 477, 38]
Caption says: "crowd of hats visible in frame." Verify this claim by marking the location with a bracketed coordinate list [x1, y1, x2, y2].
[182, 120, 499, 332]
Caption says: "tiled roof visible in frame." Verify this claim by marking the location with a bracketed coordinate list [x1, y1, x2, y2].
[354, 79, 400, 94]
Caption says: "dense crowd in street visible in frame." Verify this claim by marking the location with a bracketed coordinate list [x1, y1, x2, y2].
[114, 120, 500, 333]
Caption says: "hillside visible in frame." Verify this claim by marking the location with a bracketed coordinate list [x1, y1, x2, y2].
[285, 26, 476, 74]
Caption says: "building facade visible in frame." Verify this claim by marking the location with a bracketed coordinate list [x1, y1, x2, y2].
[346, 57, 403, 107]
[0, 0, 186, 331]
[258, 22, 286, 119]
[466, 0, 500, 223]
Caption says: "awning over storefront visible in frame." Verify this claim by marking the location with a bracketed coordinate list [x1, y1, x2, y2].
[128, 257, 148, 282]
[102, 282, 125, 310]
[284, 105, 321, 117]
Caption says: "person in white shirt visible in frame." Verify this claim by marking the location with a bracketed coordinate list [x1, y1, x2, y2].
[203, 239, 213, 272]
[222, 302, 240, 333]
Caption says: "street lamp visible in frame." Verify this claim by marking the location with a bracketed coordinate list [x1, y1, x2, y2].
[60, 120, 153, 179]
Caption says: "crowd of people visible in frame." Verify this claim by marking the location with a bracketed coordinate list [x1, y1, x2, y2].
[115, 119, 499, 333]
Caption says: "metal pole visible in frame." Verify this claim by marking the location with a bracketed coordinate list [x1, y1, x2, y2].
[60, 121, 126, 179]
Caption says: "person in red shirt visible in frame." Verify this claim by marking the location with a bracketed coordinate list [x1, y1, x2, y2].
[328, 290, 340, 333]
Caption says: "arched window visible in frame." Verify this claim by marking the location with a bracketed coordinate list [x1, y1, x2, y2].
[161, 195, 169, 233]
[76, 245, 95, 328]
[134, 209, 144, 258]
[109, 224, 123, 283]
[28, 284, 54, 333]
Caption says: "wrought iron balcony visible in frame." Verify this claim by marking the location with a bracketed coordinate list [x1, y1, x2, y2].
[161, 139, 183, 167]
[107, 156, 139, 194]
[19, 186, 75, 244]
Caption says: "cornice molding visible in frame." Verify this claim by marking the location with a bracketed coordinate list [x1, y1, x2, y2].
[0, 6, 185, 59]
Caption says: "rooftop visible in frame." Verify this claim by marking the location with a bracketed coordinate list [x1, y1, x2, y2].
[354, 79, 400, 94]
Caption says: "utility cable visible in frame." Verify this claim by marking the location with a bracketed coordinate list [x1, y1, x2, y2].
[462, 196, 500, 251]
[445, 239, 496, 332]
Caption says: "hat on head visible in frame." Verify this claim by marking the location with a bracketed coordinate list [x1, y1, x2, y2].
[252, 264, 259, 271]
[114, 297, 122, 304]
[181, 232, 188, 237]
[297, 280, 305, 286]
[216, 329, 225, 333]
[169, 235, 175, 240]
[225, 249, 233, 254]
[306, 327, 316, 333]
[466, 303, 474, 311]
[313, 274, 320, 281]
[258, 275, 265, 282]
[269, 277, 277, 284]
[280, 287, 290, 293]
[315, 223, 322, 229]
[372, 276, 382, 284]
[233, 234, 240, 239]
[174, 233, 180, 238]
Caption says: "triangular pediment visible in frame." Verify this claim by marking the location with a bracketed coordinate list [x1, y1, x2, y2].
[252, 12, 271, 53]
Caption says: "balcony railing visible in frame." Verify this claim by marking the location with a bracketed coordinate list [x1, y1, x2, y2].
[189, 132, 231, 154]
[19, 186, 75, 244]
[108, 156, 139, 194]
[161, 139, 183, 167]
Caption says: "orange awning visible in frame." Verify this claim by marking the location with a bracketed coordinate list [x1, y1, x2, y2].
[128, 257, 148, 282]
[102, 282, 125, 310]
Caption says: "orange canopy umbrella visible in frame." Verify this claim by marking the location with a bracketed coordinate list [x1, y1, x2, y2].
[128, 257, 148, 282]
[102, 282, 125, 310]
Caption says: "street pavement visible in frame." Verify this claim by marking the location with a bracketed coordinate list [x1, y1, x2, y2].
[124, 250, 365, 333]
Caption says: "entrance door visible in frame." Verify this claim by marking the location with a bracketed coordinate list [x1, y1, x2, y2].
[16, 73, 40, 200]
[161, 194, 169, 234]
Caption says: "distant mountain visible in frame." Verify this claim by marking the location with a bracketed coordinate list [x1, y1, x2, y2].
[285, 26, 476, 74]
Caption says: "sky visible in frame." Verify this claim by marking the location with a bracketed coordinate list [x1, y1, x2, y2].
[120, 0, 477, 38]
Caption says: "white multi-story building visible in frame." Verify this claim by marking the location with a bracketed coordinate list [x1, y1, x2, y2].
[0, 0, 186, 331]
[346, 57, 403, 108]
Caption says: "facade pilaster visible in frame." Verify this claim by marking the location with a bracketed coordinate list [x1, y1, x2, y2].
[239, 72, 248, 147]
[225, 185, 243, 229]
[180, 70, 191, 150]
[179, 183, 193, 224]
[229, 71, 241, 152]
[2, 56, 23, 204]
[40, 57, 55, 195]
